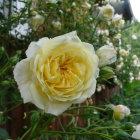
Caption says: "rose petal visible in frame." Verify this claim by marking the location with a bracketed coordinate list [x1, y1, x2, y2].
[52, 31, 81, 43]
[45, 100, 72, 116]
[83, 42, 95, 52]
[26, 37, 49, 58]
[13, 59, 32, 103]
[74, 78, 97, 104]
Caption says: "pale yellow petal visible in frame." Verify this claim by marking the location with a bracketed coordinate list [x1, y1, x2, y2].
[13, 59, 32, 103]
[74, 78, 97, 104]
[26, 37, 49, 58]
[45, 100, 72, 116]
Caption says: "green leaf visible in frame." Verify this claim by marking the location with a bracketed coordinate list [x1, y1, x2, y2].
[114, 130, 135, 140]
[46, 3, 57, 8]
[30, 110, 41, 125]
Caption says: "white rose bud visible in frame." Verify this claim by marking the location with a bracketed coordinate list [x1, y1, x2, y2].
[116, 64, 122, 71]
[113, 105, 130, 120]
[29, 14, 45, 31]
[99, 4, 115, 20]
[72, 2, 76, 6]
[126, 44, 131, 50]
[96, 45, 117, 67]
[133, 60, 138, 66]
[132, 34, 138, 40]
[130, 76, 134, 83]
[52, 21, 62, 30]
[97, 85, 102, 92]
[119, 49, 129, 56]
[82, 1, 91, 9]
[132, 55, 138, 60]
[129, 72, 133, 76]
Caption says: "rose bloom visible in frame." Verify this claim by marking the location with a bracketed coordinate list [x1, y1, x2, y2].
[119, 49, 129, 56]
[132, 34, 138, 40]
[112, 14, 125, 27]
[29, 14, 45, 31]
[13, 31, 99, 115]
[52, 21, 62, 30]
[96, 45, 117, 67]
[113, 105, 130, 120]
[132, 124, 140, 139]
[99, 4, 115, 20]
[82, 1, 91, 9]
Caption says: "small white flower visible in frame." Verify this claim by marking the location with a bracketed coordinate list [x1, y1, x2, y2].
[132, 55, 138, 60]
[132, 124, 140, 139]
[97, 29, 109, 36]
[114, 77, 121, 85]
[130, 76, 134, 83]
[116, 64, 122, 71]
[114, 33, 121, 39]
[0, 111, 3, 115]
[133, 60, 138, 66]
[119, 49, 129, 56]
[123, 70, 126, 73]
[119, 57, 123, 62]
[89, 17, 93, 21]
[112, 14, 125, 27]
[82, 1, 91, 9]
[29, 14, 45, 31]
[99, 4, 115, 20]
[129, 72, 133, 76]
[104, 30, 109, 36]
[132, 34, 138, 40]
[72, 2, 76, 6]
[97, 85, 102, 92]
[52, 21, 62, 30]
[126, 44, 131, 51]
[59, 10, 63, 14]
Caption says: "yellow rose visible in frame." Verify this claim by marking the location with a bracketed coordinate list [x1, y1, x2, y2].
[13, 31, 99, 115]
[99, 4, 115, 20]
[112, 14, 125, 27]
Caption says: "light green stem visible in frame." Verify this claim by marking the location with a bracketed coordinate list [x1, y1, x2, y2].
[68, 106, 106, 112]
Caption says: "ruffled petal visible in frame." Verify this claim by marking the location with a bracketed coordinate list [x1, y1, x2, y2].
[13, 59, 32, 103]
[73, 78, 97, 104]
[26, 37, 49, 58]
[45, 100, 72, 116]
